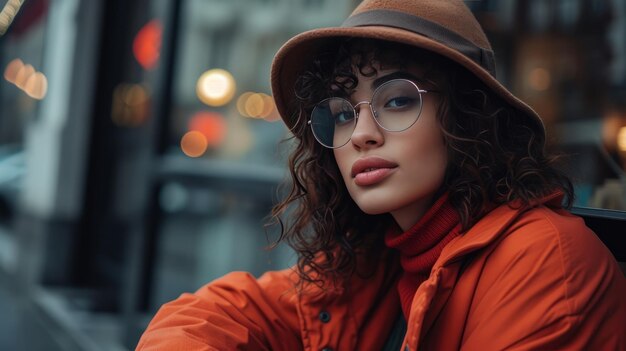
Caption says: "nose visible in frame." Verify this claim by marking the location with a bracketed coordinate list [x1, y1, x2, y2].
[350, 103, 384, 149]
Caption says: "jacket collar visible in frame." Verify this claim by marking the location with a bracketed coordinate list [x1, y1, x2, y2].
[436, 191, 565, 267]
[404, 191, 565, 348]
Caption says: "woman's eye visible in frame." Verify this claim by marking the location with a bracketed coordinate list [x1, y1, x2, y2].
[333, 111, 354, 124]
[384, 96, 413, 108]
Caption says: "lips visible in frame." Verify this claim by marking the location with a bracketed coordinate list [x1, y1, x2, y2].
[351, 157, 398, 186]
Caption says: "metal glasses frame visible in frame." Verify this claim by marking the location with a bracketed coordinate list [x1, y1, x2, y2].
[307, 79, 431, 149]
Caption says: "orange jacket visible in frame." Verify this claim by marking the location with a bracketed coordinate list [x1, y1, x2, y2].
[137, 193, 626, 350]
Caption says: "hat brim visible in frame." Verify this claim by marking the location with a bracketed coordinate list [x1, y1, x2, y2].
[271, 25, 544, 134]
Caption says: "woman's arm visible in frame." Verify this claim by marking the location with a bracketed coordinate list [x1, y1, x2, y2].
[136, 270, 302, 351]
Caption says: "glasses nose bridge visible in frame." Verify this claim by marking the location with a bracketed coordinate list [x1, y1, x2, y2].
[353, 100, 376, 119]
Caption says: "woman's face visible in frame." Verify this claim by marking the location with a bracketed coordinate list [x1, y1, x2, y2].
[332, 64, 448, 231]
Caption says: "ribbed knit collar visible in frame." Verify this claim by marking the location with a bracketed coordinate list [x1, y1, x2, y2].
[384, 193, 461, 319]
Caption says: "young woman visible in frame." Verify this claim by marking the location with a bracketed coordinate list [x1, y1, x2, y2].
[137, 0, 626, 350]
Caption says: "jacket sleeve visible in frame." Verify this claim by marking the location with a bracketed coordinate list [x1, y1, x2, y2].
[460, 209, 626, 350]
[136, 270, 302, 351]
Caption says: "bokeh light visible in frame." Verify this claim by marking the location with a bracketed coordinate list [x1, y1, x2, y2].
[236, 91, 279, 121]
[236, 92, 254, 116]
[23, 71, 48, 100]
[3, 58, 23, 83]
[618, 127, 626, 153]
[111, 83, 150, 127]
[244, 93, 265, 118]
[260, 93, 280, 121]
[529, 67, 551, 91]
[133, 19, 162, 70]
[14, 63, 34, 89]
[4, 58, 48, 100]
[188, 111, 227, 147]
[181, 131, 208, 157]
[196, 69, 236, 106]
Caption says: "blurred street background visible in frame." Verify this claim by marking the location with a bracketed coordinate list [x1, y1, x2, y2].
[0, 0, 625, 350]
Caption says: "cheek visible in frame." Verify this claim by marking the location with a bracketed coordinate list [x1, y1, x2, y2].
[426, 147, 448, 185]
[427, 135, 447, 172]
[410, 146, 445, 176]
[402, 130, 448, 182]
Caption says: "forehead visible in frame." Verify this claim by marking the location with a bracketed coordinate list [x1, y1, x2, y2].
[326, 44, 443, 97]
[348, 47, 436, 80]
[348, 64, 429, 95]
[354, 63, 426, 82]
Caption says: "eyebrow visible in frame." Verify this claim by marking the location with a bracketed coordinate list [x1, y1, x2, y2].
[372, 71, 425, 90]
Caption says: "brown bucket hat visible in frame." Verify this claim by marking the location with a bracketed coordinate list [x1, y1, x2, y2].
[270, 0, 544, 135]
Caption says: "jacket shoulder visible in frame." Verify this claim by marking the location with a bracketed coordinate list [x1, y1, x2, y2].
[462, 205, 626, 349]
[136, 269, 302, 351]
[496, 206, 619, 289]
[485, 206, 624, 311]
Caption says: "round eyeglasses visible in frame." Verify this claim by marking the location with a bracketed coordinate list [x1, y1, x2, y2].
[308, 79, 433, 149]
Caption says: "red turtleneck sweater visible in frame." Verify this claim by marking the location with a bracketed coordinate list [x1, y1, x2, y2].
[384, 194, 462, 319]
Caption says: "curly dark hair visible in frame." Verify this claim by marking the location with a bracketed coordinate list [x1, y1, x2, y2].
[269, 38, 573, 287]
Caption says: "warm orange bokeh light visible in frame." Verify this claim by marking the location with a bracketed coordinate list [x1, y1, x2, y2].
[4, 58, 48, 99]
[618, 127, 626, 153]
[3, 58, 23, 83]
[237, 92, 278, 120]
[14, 63, 35, 89]
[133, 19, 162, 70]
[260, 93, 279, 121]
[244, 93, 265, 118]
[529, 67, 551, 91]
[181, 131, 208, 157]
[189, 111, 227, 147]
[124, 84, 149, 106]
[24, 71, 48, 100]
[111, 83, 150, 127]
[236, 92, 254, 116]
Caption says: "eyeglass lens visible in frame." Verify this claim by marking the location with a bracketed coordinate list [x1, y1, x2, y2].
[310, 79, 423, 148]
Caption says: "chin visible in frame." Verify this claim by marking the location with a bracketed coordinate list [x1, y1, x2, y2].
[353, 198, 395, 215]
[348, 188, 399, 215]
[359, 206, 388, 215]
